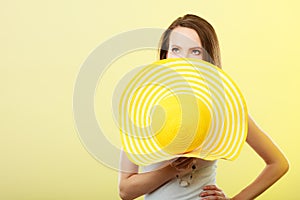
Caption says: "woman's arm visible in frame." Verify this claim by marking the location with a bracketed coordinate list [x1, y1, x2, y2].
[118, 150, 179, 200]
[200, 114, 289, 200]
[118, 150, 175, 200]
[231, 114, 289, 199]
[119, 150, 197, 200]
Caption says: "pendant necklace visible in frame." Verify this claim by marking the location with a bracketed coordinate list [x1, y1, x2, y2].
[176, 164, 196, 187]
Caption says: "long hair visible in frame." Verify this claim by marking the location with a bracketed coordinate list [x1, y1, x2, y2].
[158, 14, 222, 68]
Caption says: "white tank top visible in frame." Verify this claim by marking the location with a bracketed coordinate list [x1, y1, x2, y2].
[141, 159, 217, 200]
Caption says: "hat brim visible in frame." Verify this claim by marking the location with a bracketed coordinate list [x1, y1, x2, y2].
[120, 58, 248, 166]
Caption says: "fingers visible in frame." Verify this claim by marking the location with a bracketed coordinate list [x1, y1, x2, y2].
[175, 158, 194, 169]
[200, 197, 225, 200]
[203, 185, 222, 191]
[200, 185, 228, 200]
[170, 157, 195, 170]
[173, 157, 194, 164]
[200, 190, 225, 197]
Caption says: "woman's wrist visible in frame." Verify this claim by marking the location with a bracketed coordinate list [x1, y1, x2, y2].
[165, 162, 180, 179]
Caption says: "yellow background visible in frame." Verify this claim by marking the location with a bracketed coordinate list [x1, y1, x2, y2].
[1, 0, 299, 199]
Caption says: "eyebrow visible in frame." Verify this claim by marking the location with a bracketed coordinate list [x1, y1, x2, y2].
[190, 46, 202, 49]
[170, 44, 202, 49]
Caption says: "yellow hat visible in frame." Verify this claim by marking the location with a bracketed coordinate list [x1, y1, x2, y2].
[119, 58, 248, 166]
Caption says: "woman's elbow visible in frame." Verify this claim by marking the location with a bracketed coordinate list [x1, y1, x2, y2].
[280, 156, 289, 176]
[273, 154, 290, 179]
[119, 183, 133, 200]
[119, 189, 130, 200]
[119, 191, 130, 200]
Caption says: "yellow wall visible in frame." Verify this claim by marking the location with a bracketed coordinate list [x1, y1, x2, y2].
[1, 0, 299, 199]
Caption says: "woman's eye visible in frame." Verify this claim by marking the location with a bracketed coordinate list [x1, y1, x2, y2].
[192, 49, 201, 55]
[171, 48, 180, 54]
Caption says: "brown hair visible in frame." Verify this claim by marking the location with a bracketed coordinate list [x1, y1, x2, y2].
[158, 14, 222, 68]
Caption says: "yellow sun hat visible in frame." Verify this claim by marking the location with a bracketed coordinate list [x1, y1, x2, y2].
[119, 58, 248, 166]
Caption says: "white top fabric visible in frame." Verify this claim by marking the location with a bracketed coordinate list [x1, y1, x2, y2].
[141, 159, 217, 200]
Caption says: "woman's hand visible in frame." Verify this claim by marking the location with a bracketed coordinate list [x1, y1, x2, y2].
[199, 185, 231, 200]
[169, 157, 196, 177]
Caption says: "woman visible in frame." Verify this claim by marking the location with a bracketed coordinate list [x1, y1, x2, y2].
[118, 14, 289, 200]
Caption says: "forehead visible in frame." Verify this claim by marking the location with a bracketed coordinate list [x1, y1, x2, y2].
[169, 26, 202, 47]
